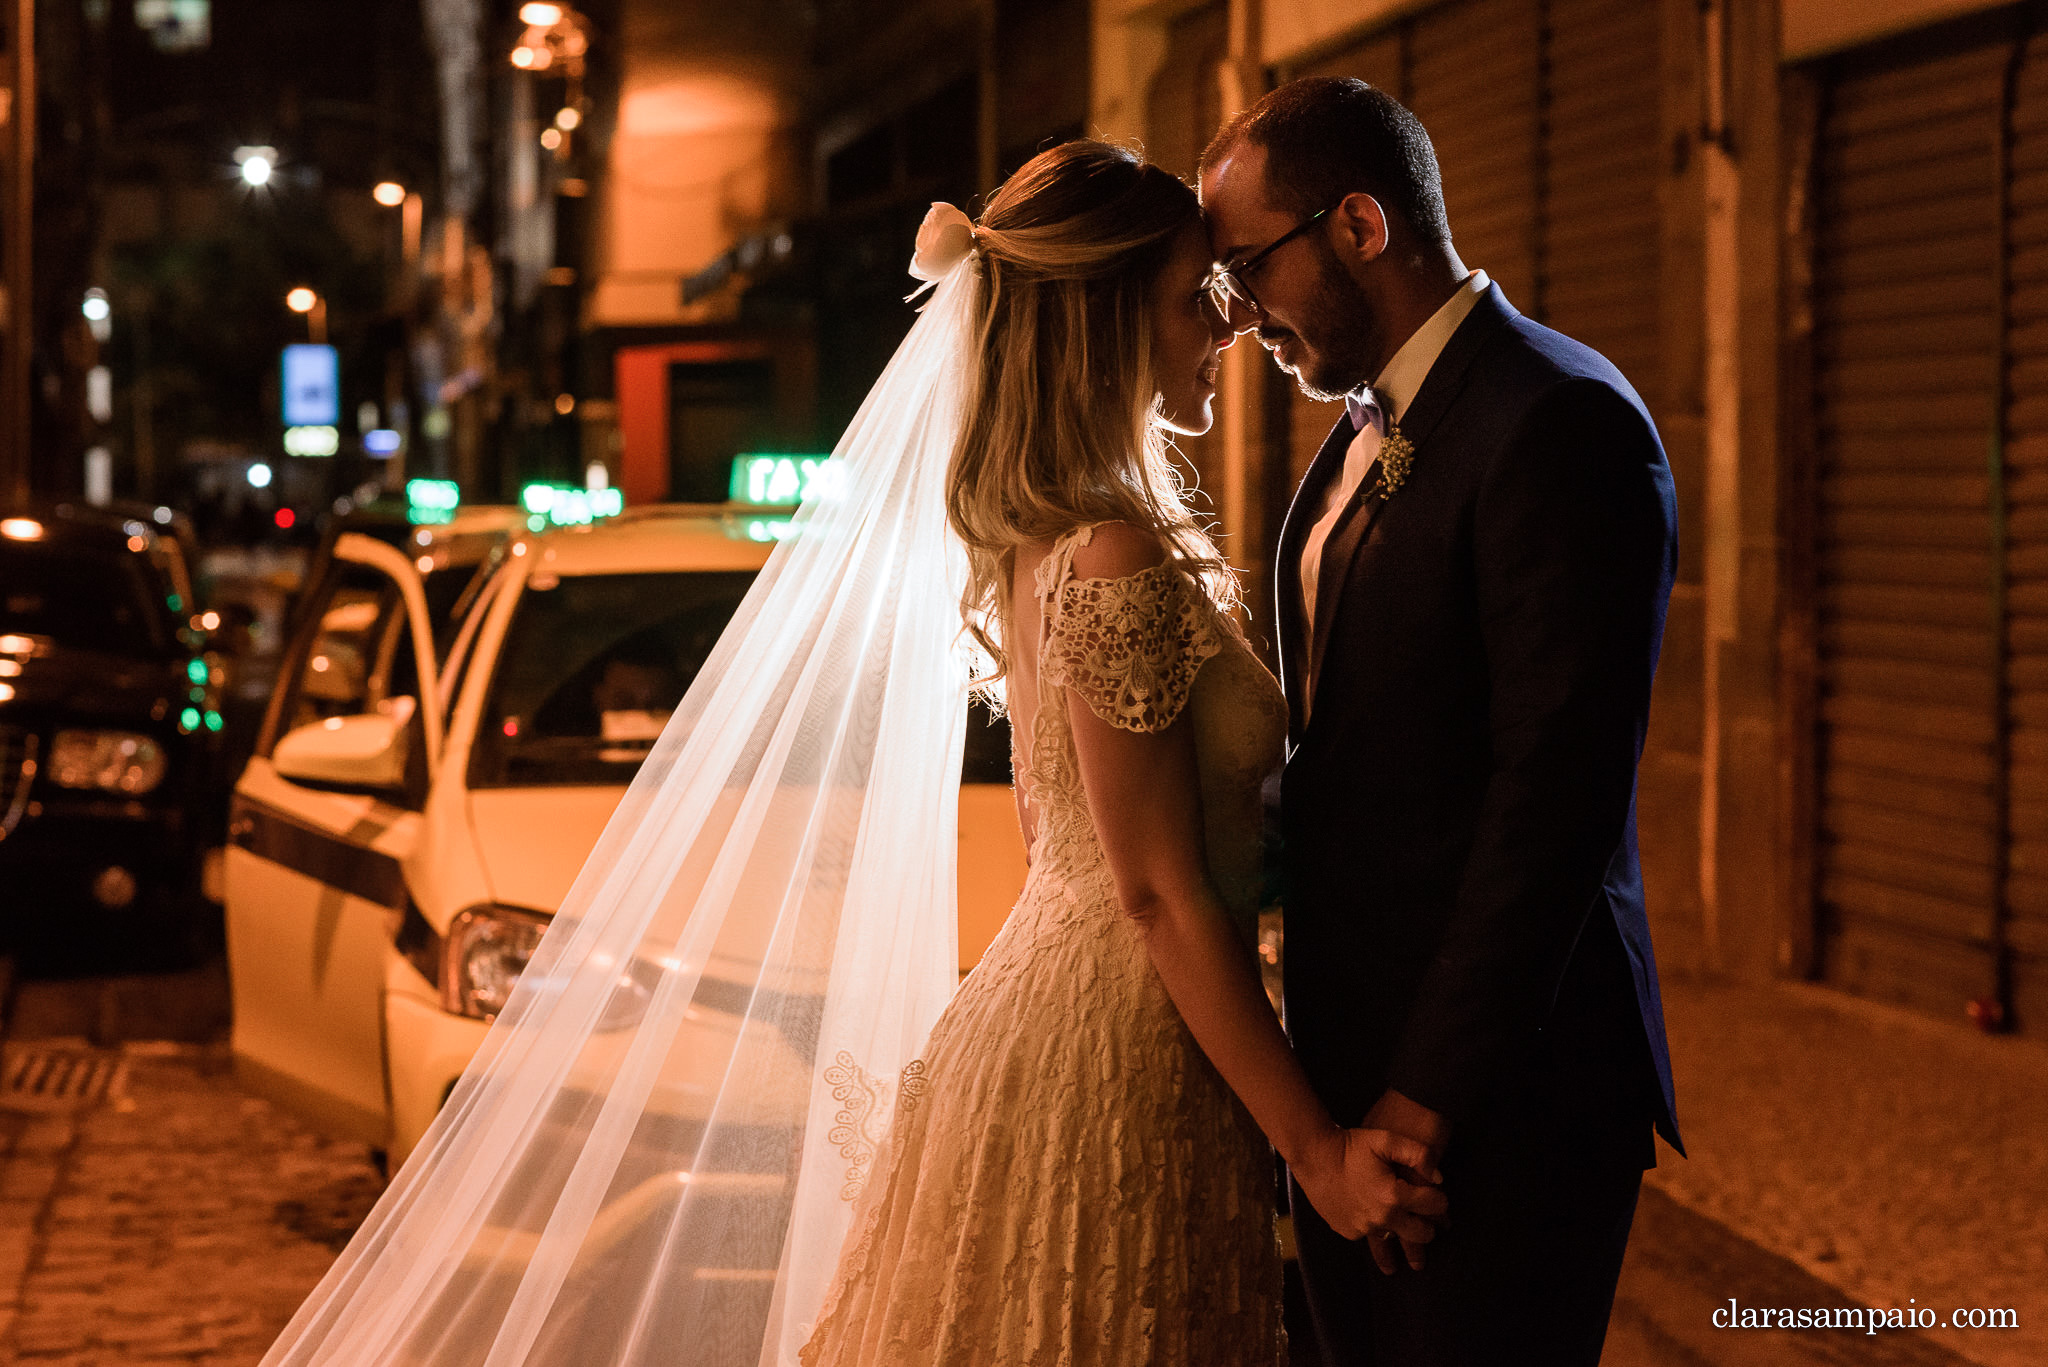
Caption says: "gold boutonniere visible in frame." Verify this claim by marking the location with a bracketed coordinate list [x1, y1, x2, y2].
[1375, 424, 1416, 499]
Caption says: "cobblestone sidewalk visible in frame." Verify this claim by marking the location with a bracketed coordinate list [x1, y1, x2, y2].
[1648, 978, 2048, 1367]
[0, 1038, 380, 1366]
[0, 972, 2040, 1366]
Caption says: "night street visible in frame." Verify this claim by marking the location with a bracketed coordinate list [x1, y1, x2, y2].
[3, 0, 2048, 1359]
[0, 957, 2034, 1366]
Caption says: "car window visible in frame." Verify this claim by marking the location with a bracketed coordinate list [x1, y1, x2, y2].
[276, 565, 424, 738]
[469, 570, 758, 788]
[962, 696, 1012, 785]
[424, 552, 505, 655]
[438, 565, 512, 729]
[0, 540, 175, 656]
[467, 567, 1018, 791]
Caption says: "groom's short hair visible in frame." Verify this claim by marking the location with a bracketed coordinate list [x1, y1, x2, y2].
[1203, 77, 1450, 249]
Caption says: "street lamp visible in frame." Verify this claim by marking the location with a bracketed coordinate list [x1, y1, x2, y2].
[519, 3, 563, 24]
[234, 145, 278, 188]
[82, 287, 113, 344]
[286, 287, 327, 344]
[372, 180, 406, 207]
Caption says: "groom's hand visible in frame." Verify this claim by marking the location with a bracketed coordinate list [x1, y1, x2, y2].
[1361, 1087, 1451, 1273]
[1363, 1087, 1451, 1158]
[1296, 1126, 1448, 1270]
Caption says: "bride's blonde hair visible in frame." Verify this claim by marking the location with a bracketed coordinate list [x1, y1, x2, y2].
[945, 140, 1238, 686]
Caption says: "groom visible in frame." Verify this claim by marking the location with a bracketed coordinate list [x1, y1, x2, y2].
[1201, 78, 1682, 1365]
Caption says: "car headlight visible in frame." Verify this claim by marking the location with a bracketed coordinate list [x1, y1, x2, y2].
[444, 904, 548, 1020]
[440, 902, 654, 1031]
[48, 729, 168, 794]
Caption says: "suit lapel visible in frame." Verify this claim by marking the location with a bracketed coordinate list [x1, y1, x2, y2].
[1277, 417, 1356, 741]
[1388, 284, 1520, 455]
[1301, 285, 1521, 718]
[1307, 487, 1385, 688]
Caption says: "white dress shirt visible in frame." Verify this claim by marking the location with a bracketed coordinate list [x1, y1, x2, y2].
[1299, 269, 1491, 662]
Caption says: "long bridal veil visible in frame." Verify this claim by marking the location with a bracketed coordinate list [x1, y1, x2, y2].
[263, 249, 981, 1366]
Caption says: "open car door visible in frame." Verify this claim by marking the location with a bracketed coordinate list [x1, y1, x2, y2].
[224, 534, 443, 1147]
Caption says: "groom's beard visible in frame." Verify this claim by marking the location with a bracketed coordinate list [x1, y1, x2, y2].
[1263, 244, 1379, 402]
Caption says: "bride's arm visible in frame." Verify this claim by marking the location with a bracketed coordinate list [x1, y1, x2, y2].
[1061, 528, 1445, 1259]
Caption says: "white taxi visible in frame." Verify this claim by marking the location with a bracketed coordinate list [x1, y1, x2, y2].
[224, 505, 1027, 1168]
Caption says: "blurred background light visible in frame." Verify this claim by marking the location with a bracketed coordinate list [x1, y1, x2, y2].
[282, 425, 340, 457]
[233, 146, 275, 187]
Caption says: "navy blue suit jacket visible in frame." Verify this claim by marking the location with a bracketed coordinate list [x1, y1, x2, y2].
[1276, 284, 1682, 1158]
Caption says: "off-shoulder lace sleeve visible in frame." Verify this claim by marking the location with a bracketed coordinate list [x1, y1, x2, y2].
[1041, 563, 1224, 733]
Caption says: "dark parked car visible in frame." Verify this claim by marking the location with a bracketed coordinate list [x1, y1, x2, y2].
[0, 503, 227, 965]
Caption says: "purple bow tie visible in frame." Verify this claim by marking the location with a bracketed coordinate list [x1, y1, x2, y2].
[1345, 390, 1382, 433]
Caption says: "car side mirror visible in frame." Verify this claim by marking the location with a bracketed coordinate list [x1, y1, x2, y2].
[274, 706, 412, 791]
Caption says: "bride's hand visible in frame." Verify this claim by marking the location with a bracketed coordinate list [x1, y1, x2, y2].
[1295, 1126, 1448, 1263]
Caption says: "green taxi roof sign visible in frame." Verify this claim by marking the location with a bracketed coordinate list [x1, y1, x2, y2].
[519, 483, 624, 528]
[730, 454, 832, 507]
[406, 478, 461, 526]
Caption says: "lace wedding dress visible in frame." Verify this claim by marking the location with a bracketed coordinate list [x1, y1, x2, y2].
[799, 524, 1289, 1366]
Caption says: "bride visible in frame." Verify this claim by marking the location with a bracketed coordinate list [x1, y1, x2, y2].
[260, 141, 1445, 1367]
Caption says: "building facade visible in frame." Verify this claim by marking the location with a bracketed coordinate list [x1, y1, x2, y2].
[1090, 0, 2048, 1041]
[586, 0, 1091, 513]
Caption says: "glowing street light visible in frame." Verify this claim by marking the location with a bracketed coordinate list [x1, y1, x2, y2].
[554, 106, 582, 131]
[247, 462, 273, 489]
[81, 288, 110, 323]
[234, 146, 276, 187]
[372, 180, 406, 207]
[520, 3, 563, 25]
[285, 287, 327, 344]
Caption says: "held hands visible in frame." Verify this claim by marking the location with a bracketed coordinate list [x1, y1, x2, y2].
[1293, 1125, 1448, 1272]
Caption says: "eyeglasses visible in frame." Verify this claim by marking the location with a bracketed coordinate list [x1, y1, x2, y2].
[1204, 206, 1333, 323]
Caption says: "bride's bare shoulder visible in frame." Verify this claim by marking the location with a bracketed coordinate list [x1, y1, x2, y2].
[1066, 521, 1168, 581]
[1010, 522, 1167, 607]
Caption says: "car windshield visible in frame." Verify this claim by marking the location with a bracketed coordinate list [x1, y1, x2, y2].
[469, 567, 1017, 790]
[0, 541, 174, 656]
[470, 570, 759, 788]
